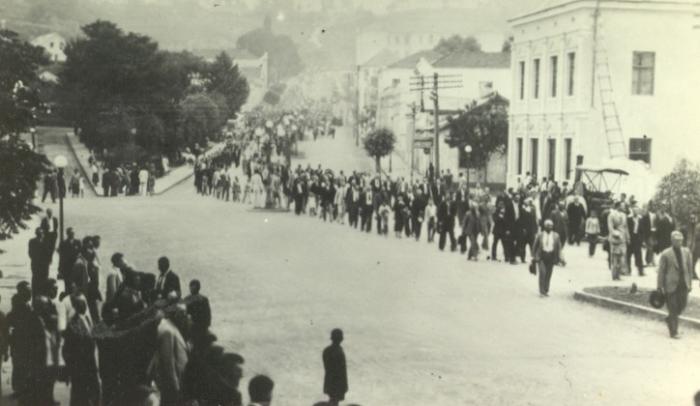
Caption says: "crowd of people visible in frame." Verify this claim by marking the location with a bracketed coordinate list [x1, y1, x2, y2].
[90, 159, 157, 197]
[11, 206, 353, 405]
[188, 108, 699, 339]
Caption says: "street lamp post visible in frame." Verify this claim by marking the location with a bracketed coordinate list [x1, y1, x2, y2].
[30, 127, 36, 150]
[53, 155, 68, 243]
[464, 144, 472, 193]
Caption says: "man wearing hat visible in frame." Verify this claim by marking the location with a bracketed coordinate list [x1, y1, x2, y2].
[657, 231, 693, 338]
[532, 219, 562, 297]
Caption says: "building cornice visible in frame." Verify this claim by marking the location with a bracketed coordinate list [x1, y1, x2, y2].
[509, 0, 699, 26]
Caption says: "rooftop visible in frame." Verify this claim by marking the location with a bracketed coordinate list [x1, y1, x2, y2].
[510, 0, 700, 22]
[433, 50, 510, 69]
[361, 48, 400, 68]
[388, 49, 443, 69]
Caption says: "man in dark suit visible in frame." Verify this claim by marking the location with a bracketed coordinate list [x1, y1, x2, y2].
[657, 231, 693, 338]
[654, 207, 675, 254]
[627, 208, 645, 276]
[154, 256, 181, 301]
[516, 198, 538, 263]
[639, 204, 656, 266]
[29, 227, 50, 297]
[346, 182, 360, 228]
[437, 192, 457, 251]
[411, 188, 427, 241]
[57, 228, 82, 293]
[184, 279, 211, 338]
[63, 294, 100, 406]
[359, 186, 374, 232]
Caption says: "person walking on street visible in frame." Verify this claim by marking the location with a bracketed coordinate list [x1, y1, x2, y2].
[322, 329, 348, 406]
[657, 231, 693, 339]
[532, 219, 562, 297]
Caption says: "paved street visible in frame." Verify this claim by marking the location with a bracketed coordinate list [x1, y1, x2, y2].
[1, 177, 699, 405]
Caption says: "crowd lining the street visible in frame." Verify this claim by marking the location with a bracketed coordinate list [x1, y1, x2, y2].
[7, 203, 352, 405]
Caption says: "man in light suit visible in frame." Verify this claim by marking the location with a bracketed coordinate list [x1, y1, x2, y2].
[532, 219, 562, 297]
[657, 231, 693, 339]
[63, 294, 100, 406]
[608, 201, 629, 272]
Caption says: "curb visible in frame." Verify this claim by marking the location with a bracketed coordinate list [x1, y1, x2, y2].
[154, 171, 194, 196]
[63, 132, 99, 197]
[573, 290, 700, 331]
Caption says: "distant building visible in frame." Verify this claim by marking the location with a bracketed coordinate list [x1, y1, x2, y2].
[355, 10, 506, 66]
[507, 0, 700, 188]
[31, 32, 67, 63]
[374, 49, 511, 181]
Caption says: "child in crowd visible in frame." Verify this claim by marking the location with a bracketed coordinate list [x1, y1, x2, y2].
[585, 210, 601, 257]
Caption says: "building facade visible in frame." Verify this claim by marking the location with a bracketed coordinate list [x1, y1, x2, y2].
[507, 0, 700, 188]
[375, 50, 511, 181]
[31, 32, 67, 63]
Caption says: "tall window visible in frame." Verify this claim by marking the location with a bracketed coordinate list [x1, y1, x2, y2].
[629, 137, 652, 163]
[530, 139, 539, 178]
[516, 138, 523, 175]
[564, 138, 572, 179]
[632, 51, 655, 95]
[533, 58, 541, 99]
[550, 55, 558, 97]
[547, 139, 556, 179]
[519, 61, 525, 100]
[567, 52, 576, 96]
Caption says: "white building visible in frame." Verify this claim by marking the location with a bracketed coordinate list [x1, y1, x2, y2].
[507, 0, 700, 188]
[375, 49, 511, 181]
[31, 32, 67, 63]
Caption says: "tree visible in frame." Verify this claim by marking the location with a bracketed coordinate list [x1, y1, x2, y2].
[444, 94, 509, 173]
[0, 29, 48, 136]
[363, 128, 395, 174]
[57, 21, 170, 152]
[178, 93, 222, 150]
[434, 35, 482, 56]
[0, 136, 49, 246]
[205, 52, 249, 118]
[236, 18, 303, 80]
[654, 159, 700, 246]
[0, 30, 49, 246]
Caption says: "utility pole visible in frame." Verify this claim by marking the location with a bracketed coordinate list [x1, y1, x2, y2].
[409, 72, 462, 179]
[355, 64, 361, 146]
[407, 102, 417, 183]
[432, 72, 440, 175]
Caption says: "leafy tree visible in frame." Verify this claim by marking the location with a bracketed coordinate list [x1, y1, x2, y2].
[654, 159, 700, 246]
[205, 52, 249, 118]
[434, 35, 482, 56]
[444, 94, 509, 172]
[0, 30, 49, 245]
[236, 18, 303, 80]
[57, 21, 169, 152]
[363, 127, 395, 174]
[0, 29, 48, 136]
[0, 136, 49, 246]
[178, 93, 222, 150]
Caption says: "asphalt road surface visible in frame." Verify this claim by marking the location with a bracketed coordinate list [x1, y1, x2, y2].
[0, 178, 691, 406]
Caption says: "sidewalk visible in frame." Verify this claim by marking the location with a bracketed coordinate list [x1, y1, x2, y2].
[65, 130, 226, 196]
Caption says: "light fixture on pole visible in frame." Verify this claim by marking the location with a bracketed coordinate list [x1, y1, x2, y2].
[53, 155, 68, 243]
[464, 144, 472, 192]
[30, 127, 36, 150]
